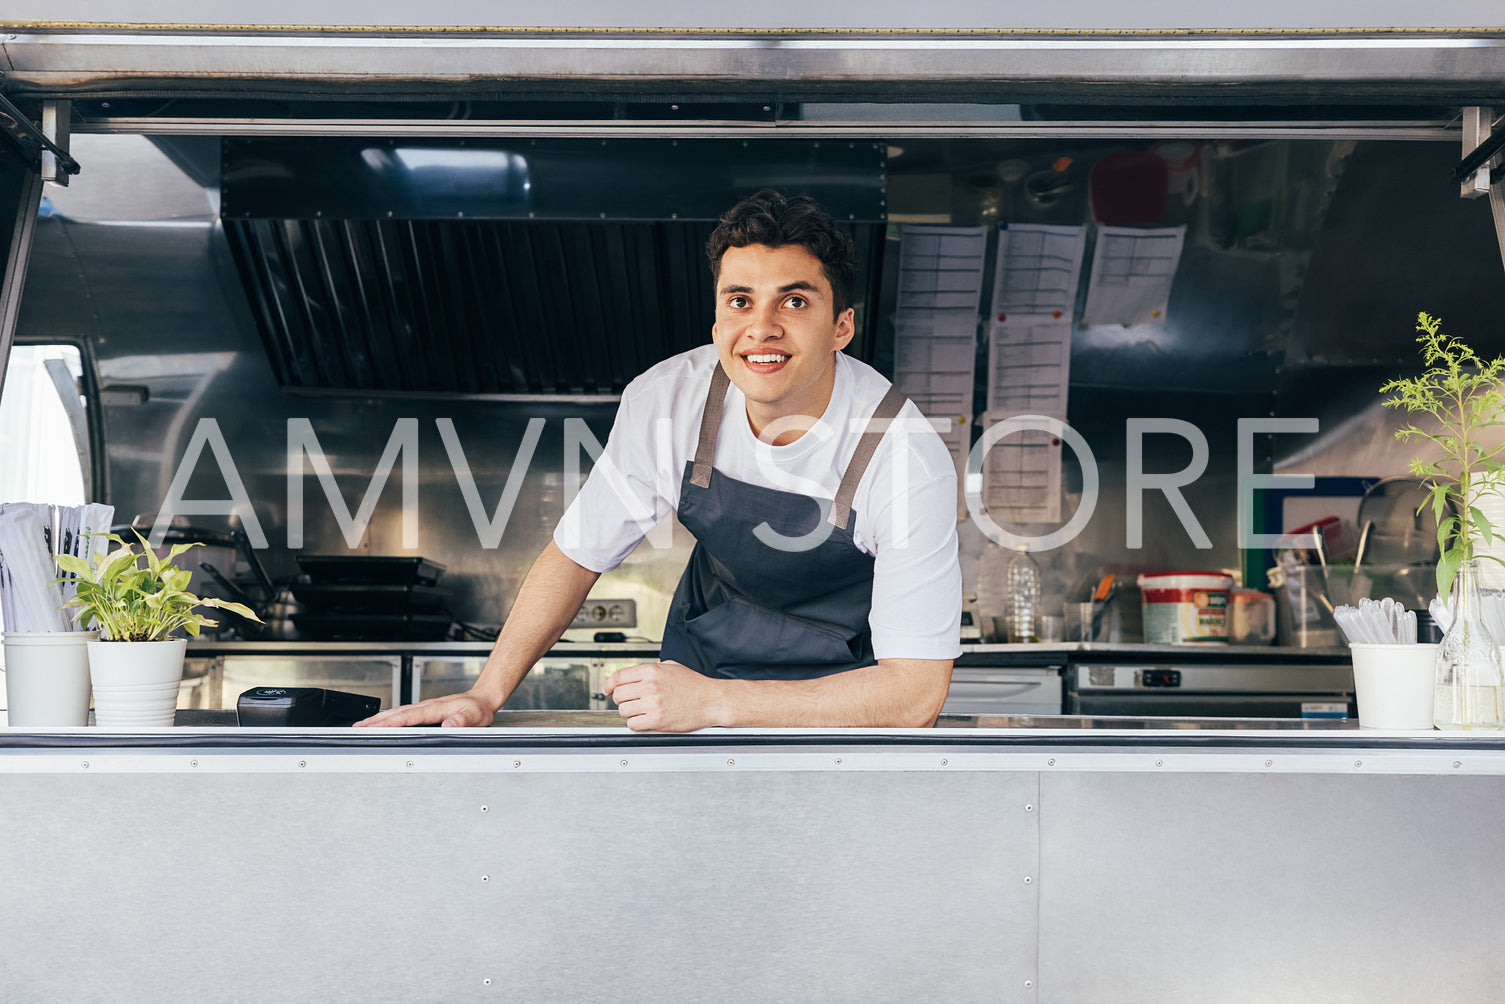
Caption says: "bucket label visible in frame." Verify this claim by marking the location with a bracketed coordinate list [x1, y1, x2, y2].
[1142, 586, 1229, 644]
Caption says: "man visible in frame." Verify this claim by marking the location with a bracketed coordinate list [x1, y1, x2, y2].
[358, 190, 961, 732]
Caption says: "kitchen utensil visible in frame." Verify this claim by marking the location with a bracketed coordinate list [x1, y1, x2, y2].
[1333, 597, 1416, 645]
[1355, 477, 1451, 567]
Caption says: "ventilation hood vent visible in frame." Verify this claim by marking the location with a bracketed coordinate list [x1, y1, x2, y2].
[220, 137, 887, 395]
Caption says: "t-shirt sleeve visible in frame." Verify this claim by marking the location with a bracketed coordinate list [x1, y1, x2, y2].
[552, 385, 674, 573]
[866, 429, 964, 661]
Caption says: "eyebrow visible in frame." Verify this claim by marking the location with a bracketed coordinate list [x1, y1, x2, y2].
[718, 281, 823, 297]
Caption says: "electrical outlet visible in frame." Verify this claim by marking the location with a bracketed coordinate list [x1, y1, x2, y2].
[570, 599, 637, 630]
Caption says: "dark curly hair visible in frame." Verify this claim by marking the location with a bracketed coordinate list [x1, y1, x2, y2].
[705, 189, 857, 318]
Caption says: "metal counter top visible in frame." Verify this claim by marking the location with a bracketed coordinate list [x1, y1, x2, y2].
[183, 639, 1352, 663]
[7, 710, 1504, 755]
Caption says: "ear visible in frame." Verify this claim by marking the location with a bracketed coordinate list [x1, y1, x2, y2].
[833, 307, 855, 351]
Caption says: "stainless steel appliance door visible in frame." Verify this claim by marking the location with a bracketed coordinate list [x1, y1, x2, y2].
[1067, 662, 1355, 719]
[942, 667, 1063, 716]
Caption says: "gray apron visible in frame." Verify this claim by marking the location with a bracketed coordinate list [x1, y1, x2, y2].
[660, 364, 909, 680]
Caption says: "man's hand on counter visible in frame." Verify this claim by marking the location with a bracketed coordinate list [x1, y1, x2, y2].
[604, 660, 729, 732]
[353, 690, 499, 728]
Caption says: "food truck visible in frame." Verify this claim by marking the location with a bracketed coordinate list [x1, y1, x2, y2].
[1, 4, 1503, 999]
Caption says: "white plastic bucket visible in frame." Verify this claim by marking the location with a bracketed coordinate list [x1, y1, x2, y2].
[1350, 642, 1437, 730]
[1137, 572, 1234, 644]
[2, 630, 98, 727]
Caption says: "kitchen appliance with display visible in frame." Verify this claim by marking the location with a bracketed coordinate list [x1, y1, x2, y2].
[1067, 661, 1355, 718]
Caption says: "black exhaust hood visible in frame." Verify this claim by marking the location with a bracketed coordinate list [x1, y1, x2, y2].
[220, 137, 887, 395]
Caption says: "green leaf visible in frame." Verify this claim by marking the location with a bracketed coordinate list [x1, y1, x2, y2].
[202, 598, 264, 623]
[52, 553, 96, 580]
[1474, 506, 1495, 549]
[1437, 514, 1459, 551]
[1437, 547, 1466, 605]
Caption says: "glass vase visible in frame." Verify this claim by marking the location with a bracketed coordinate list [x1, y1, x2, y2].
[1434, 558, 1505, 730]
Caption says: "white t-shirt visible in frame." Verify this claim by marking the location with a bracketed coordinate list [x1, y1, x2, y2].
[555, 344, 962, 662]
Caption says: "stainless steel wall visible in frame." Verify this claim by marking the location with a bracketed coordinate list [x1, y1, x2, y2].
[13, 130, 1505, 636]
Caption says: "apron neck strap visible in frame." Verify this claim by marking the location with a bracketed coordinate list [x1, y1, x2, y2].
[827, 385, 910, 530]
[690, 363, 732, 489]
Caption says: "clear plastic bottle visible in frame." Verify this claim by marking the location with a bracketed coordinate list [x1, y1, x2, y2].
[975, 539, 1009, 642]
[1004, 543, 1042, 644]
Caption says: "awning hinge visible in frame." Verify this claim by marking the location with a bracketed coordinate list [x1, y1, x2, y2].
[1454, 106, 1503, 198]
[0, 93, 81, 183]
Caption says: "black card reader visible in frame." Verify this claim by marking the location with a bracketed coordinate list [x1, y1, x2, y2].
[236, 687, 381, 727]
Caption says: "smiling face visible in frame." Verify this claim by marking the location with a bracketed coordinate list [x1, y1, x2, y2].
[711, 243, 855, 444]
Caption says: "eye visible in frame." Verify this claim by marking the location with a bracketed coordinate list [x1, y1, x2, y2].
[784, 295, 808, 309]
[728, 295, 750, 309]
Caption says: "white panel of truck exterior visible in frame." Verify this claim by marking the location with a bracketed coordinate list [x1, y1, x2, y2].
[0, 0, 1493, 29]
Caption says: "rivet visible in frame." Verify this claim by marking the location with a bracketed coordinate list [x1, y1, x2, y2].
[1155, 759, 1163, 767]
[406, 761, 414, 768]
[940, 759, 948, 766]
[763, 105, 771, 111]
[299, 760, 307, 768]
[1025, 980, 1034, 989]
[835, 758, 843, 765]
[1025, 804, 1034, 812]
[1265, 760, 1273, 767]
[1354, 760, 1362, 768]
[484, 978, 492, 986]
[620, 760, 628, 766]
[513, 760, 521, 768]
[81, 761, 89, 768]
[1454, 761, 1463, 769]
[1023, 876, 1033, 885]
[481, 875, 490, 883]
[1047, 758, 1055, 766]
[190, 760, 198, 767]
[727, 759, 735, 766]
[480, 805, 489, 813]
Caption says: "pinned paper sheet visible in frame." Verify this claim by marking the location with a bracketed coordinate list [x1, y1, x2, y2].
[1082, 225, 1186, 326]
[986, 319, 1072, 416]
[896, 225, 989, 315]
[892, 225, 988, 506]
[991, 223, 1088, 318]
[975, 415, 1063, 525]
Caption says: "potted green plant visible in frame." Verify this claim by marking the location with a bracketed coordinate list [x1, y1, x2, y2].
[53, 530, 261, 726]
[1380, 310, 1505, 730]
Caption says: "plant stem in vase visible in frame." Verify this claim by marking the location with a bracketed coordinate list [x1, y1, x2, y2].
[1435, 558, 1505, 730]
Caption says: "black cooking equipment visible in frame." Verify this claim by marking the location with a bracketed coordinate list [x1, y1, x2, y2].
[290, 582, 451, 612]
[291, 555, 454, 640]
[295, 555, 445, 586]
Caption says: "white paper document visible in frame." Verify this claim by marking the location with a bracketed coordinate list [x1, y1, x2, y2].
[990, 223, 1088, 318]
[986, 319, 1072, 416]
[895, 225, 989, 315]
[1082, 225, 1186, 325]
[976, 417, 1063, 525]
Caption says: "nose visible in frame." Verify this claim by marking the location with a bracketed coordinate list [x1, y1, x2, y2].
[746, 299, 784, 341]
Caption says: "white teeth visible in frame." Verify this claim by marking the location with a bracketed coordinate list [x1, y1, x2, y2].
[745, 354, 789, 364]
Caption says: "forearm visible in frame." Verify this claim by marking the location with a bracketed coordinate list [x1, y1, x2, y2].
[471, 541, 601, 708]
[715, 659, 953, 728]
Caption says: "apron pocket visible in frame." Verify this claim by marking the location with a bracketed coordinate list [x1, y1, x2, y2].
[682, 593, 867, 678]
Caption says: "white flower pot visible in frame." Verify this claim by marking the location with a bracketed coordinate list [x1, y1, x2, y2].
[2, 630, 98, 727]
[87, 638, 188, 727]
[1350, 642, 1438, 731]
